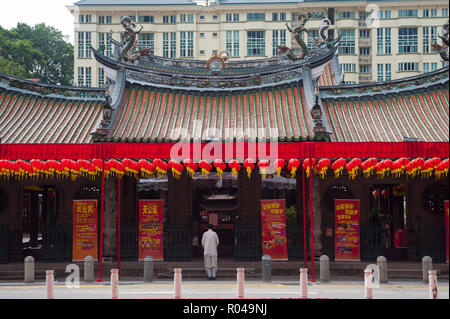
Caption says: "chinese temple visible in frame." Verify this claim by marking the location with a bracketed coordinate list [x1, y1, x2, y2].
[0, 16, 448, 271]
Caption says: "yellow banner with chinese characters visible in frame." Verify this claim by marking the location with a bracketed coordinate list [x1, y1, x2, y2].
[72, 200, 98, 261]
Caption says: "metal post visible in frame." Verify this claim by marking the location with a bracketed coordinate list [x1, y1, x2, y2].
[174, 268, 182, 299]
[364, 269, 373, 299]
[24, 256, 35, 283]
[429, 270, 438, 299]
[377, 256, 388, 284]
[237, 268, 245, 299]
[319, 255, 329, 283]
[84, 255, 95, 282]
[261, 255, 271, 282]
[144, 256, 154, 282]
[111, 269, 119, 299]
[46, 270, 54, 299]
[300, 268, 308, 298]
[422, 256, 432, 283]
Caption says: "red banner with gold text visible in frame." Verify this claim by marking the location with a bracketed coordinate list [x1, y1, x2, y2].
[335, 199, 360, 261]
[261, 199, 288, 261]
[72, 200, 98, 261]
[138, 200, 164, 261]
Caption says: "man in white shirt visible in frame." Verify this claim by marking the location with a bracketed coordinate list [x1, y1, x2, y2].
[201, 224, 219, 280]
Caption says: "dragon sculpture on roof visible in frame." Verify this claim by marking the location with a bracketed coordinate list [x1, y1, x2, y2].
[431, 21, 449, 62]
[119, 16, 152, 63]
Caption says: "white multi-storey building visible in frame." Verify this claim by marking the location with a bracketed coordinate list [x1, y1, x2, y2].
[68, 0, 449, 86]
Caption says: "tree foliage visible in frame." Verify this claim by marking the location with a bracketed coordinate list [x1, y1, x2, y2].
[0, 23, 73, 85]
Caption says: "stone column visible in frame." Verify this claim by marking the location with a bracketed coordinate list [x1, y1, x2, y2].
[103, 177, 118, 258]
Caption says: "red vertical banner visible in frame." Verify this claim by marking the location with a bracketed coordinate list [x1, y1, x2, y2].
[445, 200, 449, 264]
[72, 200, 98, 261]
[138, 200, 164, 261]
[335, 199, 361, 261]
[261, 199, 288, 260]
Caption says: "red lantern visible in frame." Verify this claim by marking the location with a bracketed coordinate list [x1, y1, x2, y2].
[138, 159, 155, 178]
[361, 157, 377, 178]
[435, 158, 449, 179]
[244, 159, 255, 178]
[153, 159, 168, 177]
[258, 160, 270, 179]
[228, 160, 240, 179]
[345, 158, 362, 180]
[92, 159, 104, 175]
[381, 189, 389, 198]
[372, 189, 380, 199]
[183, 159, 198, 179]
[274, 159, 285, 177]
[199, 160, 212, 178]
[168, 159, 183, 179]
[288, 158, 300, 178]
[315, 158, 331, 179]
[302, 158, 316, 178]
[213, 159, 226, 179]
[331, 158, 347, 178]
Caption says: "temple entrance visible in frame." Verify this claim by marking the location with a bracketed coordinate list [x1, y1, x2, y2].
[368, 184, 407, 260]
[22, 185, 58, 260]
[192, 172, 238, 258]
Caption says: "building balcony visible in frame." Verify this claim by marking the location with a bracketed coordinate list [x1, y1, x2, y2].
[359, 74, 372, 82]
[358, 56, 371, 64]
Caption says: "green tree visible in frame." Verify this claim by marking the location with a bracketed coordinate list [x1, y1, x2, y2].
[0, 23, 73, 85]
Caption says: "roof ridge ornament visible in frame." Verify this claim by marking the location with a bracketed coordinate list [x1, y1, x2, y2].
[119, 16, 152, 63]
[278, 12, 310, 61]
[431, 21, 449, 62]
[206, 51, 230, 75]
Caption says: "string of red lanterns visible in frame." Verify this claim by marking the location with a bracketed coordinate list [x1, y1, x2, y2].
[0, 158, 448, 181]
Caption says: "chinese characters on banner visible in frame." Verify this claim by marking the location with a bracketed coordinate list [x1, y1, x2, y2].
[335, 199, 360, 261]
[72, 200, 98, 261]
[260, 199, 288, 260]
[445, 200, 449, 264]
[139, 200, 164, 261]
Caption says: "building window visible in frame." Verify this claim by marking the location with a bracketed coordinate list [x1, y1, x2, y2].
[200, 50, 205, 55]
[79, 14, 92, 24]
[338, 29, 355, 54]
[163, 15, 176, 24]
[199, 15, 204, 20]
[359, 11, 371, 21]
[306, 29, 319, 50]
[272, 12, 286, 21]
[247, 31, 265, 56]
[423, 26, 437, 53]
[200, 32, 205, 38]
[443, 8, 449, 17]
[398, 28, 418, 53]
[138, 16, 154, 23]
[359, 65, 371, 73]
[385, 64, 391, 80]
[431, 62, 437, 71]
[98, 16, 105, 24]
[423, 9, 430, 17]
[337, 11, 355, 19]
[359, 47, 370, 56]
[77, 67, 84, 86]
[212, 32, 218, 37]
[359, 29, 370, 38]
[385, 28, 391, 54]
[377, 64, 384, 81]
[179, 14, 193, 23]
[247, 13, 265, 21]
[340, 63, 356, 73]
[273, 29, 286, 55]
[309, 12, 325, 20]
[85, 32, 91, 58]
[85, 67, 92, 87]
[398, 62, 419, 71]
[213, 15, 218, 20]
[226, 31, 240, 57]
[385, 10, 391, 19]
[377, 28, 383, 54]
[77, 32, 84, 58]
[106, 16, 112, 24]
[139, 33, 154, 54]
[180, 31, 194, 57]
[98, 67, 105, 88]
[233, 13, 239, 22]
[226, 13, 232, 22]
[398, 9, 418, 17]
[423, 62, 430, 73]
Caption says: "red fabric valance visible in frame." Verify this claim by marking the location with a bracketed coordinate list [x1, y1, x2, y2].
[0, 142, 448, 160]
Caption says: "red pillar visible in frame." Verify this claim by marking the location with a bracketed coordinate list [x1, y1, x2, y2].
[302, 162, 308, 269]
[309, 158, 315, 282]
[97, 158, 105, 282]
[117, 176, 121, 275]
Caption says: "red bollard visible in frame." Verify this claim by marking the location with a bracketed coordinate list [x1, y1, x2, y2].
[237, 268, 245, 299]
[429, 270, 438, 299]
[174, 268, 182, 299]
[111, 269, 119, 299]
[300, 268, 308, 299]
[46, 270, 54, 299]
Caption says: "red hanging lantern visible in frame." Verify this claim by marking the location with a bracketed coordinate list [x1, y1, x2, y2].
[244, 159, 255, 178]
[331, 158, 347, 178]
[345, 158, 362, 180]
[228, 160, 240, 179]
[258, 160, 270, 179]
[199, 160, 212, 179]
[435, 158, 449, 179]
[168, 159, 183, 179]
[315, 158, 331, 179]
[361, 157, 377, 178]
[138, 159, 155, 178]
[183, 159, 198, 179]
[92, 159, 104, 176]
[381, 189, 389, 198]
[288, 159, 300, 178]
[302, 158, 316, 178]
[274, 159, 285, 177]
[213, 159, 226, 179]
[153, 159, 168, 178]
[372, 189, 380, 199]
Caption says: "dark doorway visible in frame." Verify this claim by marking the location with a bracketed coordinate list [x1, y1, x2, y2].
[22, 185, 58, 259]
